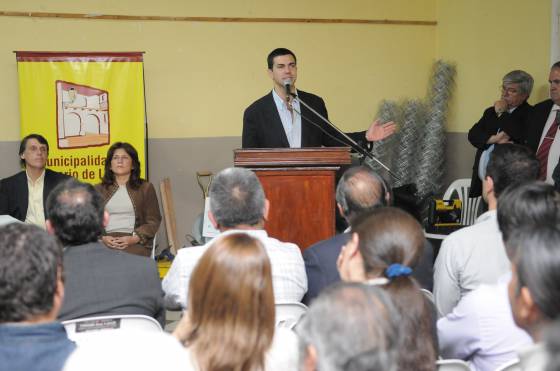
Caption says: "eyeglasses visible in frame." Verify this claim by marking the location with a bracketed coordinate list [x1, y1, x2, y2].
[112, 156, 131, 161]
[500, 85, 519, 94]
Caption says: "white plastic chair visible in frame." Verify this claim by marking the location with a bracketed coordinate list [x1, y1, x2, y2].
[495, 359, 521, 371]
[436, 359, 471, 371]
[443, 178, 482, 226]
[62, 314, 163, 344]
[275, 302, 308, 329]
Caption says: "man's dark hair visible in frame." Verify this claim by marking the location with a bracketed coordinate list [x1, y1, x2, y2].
[335, 166, 390, 224]
[485, 143, 539, 198]
[497, 181, 560, 248]
[0, 223, 62, 322]
[510, 225, 560, 321]
[46, 178, 104, 246]
[19, 133, 49, 167]
[267, 48, 297, 69]
[552, 61, 560, 70]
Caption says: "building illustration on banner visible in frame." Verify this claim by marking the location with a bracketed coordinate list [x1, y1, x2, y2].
[56, 80, 110, 149]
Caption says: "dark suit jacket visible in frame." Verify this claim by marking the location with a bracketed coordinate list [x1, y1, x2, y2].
[302, 231, 434, 305]
[242, 90, 366, 148]
[467, 101, 532, 197]
[525, 99, 555, 152]
[0, 168, 70, 221]
[58, 242, 165, 327]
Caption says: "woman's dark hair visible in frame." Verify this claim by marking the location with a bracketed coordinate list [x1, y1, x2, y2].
[101, 142, 142, 188]
[353, 207, 438, 371]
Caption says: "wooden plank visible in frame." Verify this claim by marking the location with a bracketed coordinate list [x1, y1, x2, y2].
[159, 177, 179, 255]
[0, 11, 437, 26]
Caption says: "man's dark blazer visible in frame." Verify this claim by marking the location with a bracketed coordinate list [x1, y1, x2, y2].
[58, 242, 165, 327]
[525, 99, 555, 152]
[0, 168, 70, 221]
[242, 90, 366, 148]
[467, 101, 532, 197]
[302, 231, 434, 305]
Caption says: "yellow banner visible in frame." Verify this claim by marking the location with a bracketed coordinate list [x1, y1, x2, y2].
[16, 52, 147, 183]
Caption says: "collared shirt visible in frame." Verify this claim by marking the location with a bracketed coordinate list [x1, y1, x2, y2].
[272, 88, 302, 148]
[162, 229, 307, 309]
[25, 169, 46, 228]
[438, 278, 532, 371]
[0, 321, 76, 371]
[433, 210, 510, 316]
[537, 104, 560, 183]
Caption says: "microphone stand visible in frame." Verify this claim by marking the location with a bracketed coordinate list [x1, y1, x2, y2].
[289, 92, 400, 182]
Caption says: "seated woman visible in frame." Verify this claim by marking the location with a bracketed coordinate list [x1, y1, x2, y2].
[96, 142, 161, 257]
[337, 207, 438, 371]
[172, 233, 299, 371]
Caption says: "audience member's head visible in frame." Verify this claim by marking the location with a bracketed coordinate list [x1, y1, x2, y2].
[497, 181, 560, 246]
[337, 207, 436, 371]
[46, 178, 105, 246]
[335, 166, 390, 225]
[508, 225, 560, 341]
[549, 61, 560, 105]
[0, 223, 63, 323]
[208, 167, 268, 230]
[18, 133, 49, 169]
[484, 143, 539, 205]
[501, 70, 533, 109]
[297, 282, 400, 371]
[174, 233, 275, 371]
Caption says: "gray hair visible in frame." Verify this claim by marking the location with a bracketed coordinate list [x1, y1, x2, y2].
[335, 166, 389, 224]
[209, 167, 265, 228]
[297, 282, 400, 371]
[503, 70, 534, 96]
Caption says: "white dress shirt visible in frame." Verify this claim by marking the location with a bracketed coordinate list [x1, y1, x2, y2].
[272, 88, 302, 148]
[537, 104, 560, 183]
[25, 169, 46, 228]
[438, 278, 532, 371]
[162, 229, 307, 309]
[433, 210, 510, 316]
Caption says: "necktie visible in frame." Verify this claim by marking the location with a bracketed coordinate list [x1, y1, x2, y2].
[536, 110, 560, 180]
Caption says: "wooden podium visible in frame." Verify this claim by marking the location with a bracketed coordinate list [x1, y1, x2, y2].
[234, 147, 351, 251]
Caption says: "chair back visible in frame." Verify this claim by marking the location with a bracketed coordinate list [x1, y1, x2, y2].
[436, 359, 471, 371]
[495, 359, 521, 371]
[63, 315, 163, 345]
[443, 178, 481, 226]
[275, 302, 308, 329]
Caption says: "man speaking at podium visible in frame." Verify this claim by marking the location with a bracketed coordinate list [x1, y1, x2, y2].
[242, 48, 396, 149]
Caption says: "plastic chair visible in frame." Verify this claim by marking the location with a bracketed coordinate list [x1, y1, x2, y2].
[275, 302, 308, 329]
[62, 315, 163, 344]
[443, 178, 481, 226]
[436, 359, 471, 371]
[495, 359, 521, 371]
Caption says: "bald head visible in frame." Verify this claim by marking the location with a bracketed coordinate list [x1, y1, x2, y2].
[335, 166, 389, 224]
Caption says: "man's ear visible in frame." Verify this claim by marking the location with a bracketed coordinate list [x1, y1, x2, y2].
[267, 68, 273, 80]
[484, 175, 495, 195]
[519, 286, 541, 326]
[263, 199, 270, 221]
[208, 210, 219, 229]
[45, 220, 55, 235]
[102, 210, 110, 228]
[303, 345, 318, 371]
[337, 202, 345, 219]
[51, 268, 65, 317]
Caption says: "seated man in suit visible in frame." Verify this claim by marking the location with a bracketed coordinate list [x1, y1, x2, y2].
[45, 179, 165, 327]
[467, 70, 533, 197]
[526, 61, 560, 183]
[242, 48, 396, 149]
[0, 223, 76, 371]
[303, 165, 433, 304]
[0, 134, 70, 228]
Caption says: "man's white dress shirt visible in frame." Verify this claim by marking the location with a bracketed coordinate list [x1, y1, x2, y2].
[162, 229, 307, 309]
[272, 89, 302, 148]
[438, 276, 532, 371]
[433, 210, 510, 316]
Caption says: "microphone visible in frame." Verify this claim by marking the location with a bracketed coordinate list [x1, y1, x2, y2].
[283, 79, 293, 97]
